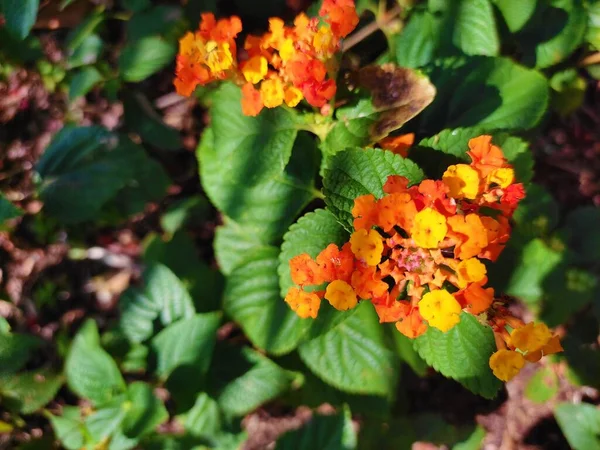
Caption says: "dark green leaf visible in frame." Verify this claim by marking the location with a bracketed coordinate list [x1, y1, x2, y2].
[126, 5, 182, 41]
[275, 406, 356, 450]
[121, 0, 150, 12]
[0, 332, 41, 376]
[414, 313, 502, 398]
[392, 331, 428, 376]
[214, 220, 271, 275]
[554, 403, 600, 450]
[122, 382, 169, 438]
[119, 36, 176, 82]
[564, 206, 600, 264]
[183, 393, 222, 439]
[492, 0, 537, 32]
[0, 194, 23, 223]
[0, 370, 63, 414]
[323, 147, 424, 230]
[120, 263, 195, 343]
[68, 66, 103, 100]
[1, 0, 39, 40]
[67, 34, 103, 68]
[150, 313, 220, 378]
[65, 8, 104, 51]
[298, 302, 398, 396]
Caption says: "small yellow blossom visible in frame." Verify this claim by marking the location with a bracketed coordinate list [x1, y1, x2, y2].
[419, 290, 461, 332]
[443, 164, 480, 199]
[411, 208, 447, 249]
[489, 349, 526, 382]
[242, 55, 268, 84]
[350, 229, 383, 266]
[205, 41, 234, 73]
[487, 167, 514, 188]
[279, 38, 295, 62]
[284, 86, 303, 107]
[260, 77, 285, 108]
[510, 322, 553, 353]
[325, 280, 358, 311]
[456, 258, 487, 288]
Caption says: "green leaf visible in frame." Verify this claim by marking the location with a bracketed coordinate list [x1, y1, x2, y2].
[298, 302, 397, 396]
[65, 320, 126, 405]
[84, 395, 128, 444]
[65, 8, 104, 51]
[0, 194, 23, 224]
[564, 206, 600, 264]
[0, 332, 41, 376]
[524, 366, 559, 403]
[183, 393, 222, 439]
[121, 0, 151, 12]
[395, 9, 441, 68]
[414, 313, 502, 398]
[150, 313, 220, 378]
[118, 36, 176, 82]
[419, 56, 549, 133]
[68, 66, 103, 100]
[492, 0, 537, 32]
[123, 91, 182, 150]
[67, 34, 103, 68]
[555, 403, 600, 450]
[224, 247, 310, 355]
[126, 5, 182, 41]
[119, 263, 195, 343]
[512, 184, 559, 238]
[505, 238, 564, 304]
[48, 407, 86, 450]
[278, 209, 349, 297]
[210, 346, 300, 417]
[517, 0, 587, 69]
[453, 426, 487, 450]
[0, 370, 63, 414]
[1, 0, 39, 40]
[587, 1, 600, 50]
[122, 382, 169, 438]
[275, 406, 356, 450]
[451, 0, 499, 56]
[160, 197, 211, 236]
[198, 87, 318, 243]
[214, 220, 271, 276]
[392, 331, 428, 376]
[323, 147, 424, 230]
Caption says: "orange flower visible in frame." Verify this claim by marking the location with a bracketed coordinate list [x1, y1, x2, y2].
[447, 214, 488, 260]
[467, 135, 506, 177]
[290, 253, 324, 286]
[395, 307, 428, 338]
[459, 283, 494, 315]
[241, 83, 264, 116]
[379, 133, 415, 157]
[319, 0, 360, 38]
[316, 243, 354, 283]
[352, 194, 378, 230]
[351, 265, 388, 299]
[284, 287, 321, 319]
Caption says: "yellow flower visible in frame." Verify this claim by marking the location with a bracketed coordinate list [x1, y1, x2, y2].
[284, 86, 303, 107]
[443, 164, 480, 199]
[419, 290, 461, 332]
[489, 349, 526, 382]
[487, 167, 514, 188]
[242, 55, 268, 84]
[260, 77, 285, 108]
[510, 322, 552, 353]
[456, 258, 487, 288]
[350, 229, 383, 266]
[411, 208, 447, 249]
[279, 38, 295, 62]
[205, 41, 234, 74]
[284, 287, 321, 319]
[325, 280, 358, 311]
[313, 26, 336, 55]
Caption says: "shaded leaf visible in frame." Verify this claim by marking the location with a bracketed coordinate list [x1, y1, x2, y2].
[1, 0, 39, 40]
[122, 382, 169, 438]
[0, 194, 23, 224]
[0, 332, 41, 376]
[0, 370, 63, 414]
[68, 66, 103, 100]
[119, 36, 176, 82]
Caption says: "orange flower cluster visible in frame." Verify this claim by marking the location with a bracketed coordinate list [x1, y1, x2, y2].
[285, 136, 560, 380]
[173, 0, 359, 116]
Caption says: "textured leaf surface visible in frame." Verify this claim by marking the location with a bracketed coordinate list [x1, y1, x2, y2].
[414, 313, 502, 398]
[555, 403, 600, 450]
[151, 313, 220, 378]
[65, 321, 126, 405]
[0, 370, 63, 414]
[214, 220, 271, 276]
[224, 248, 310, 355]
[183, 393, 222, 438]
[120, 263, 195, 343]
[1, 0, 39, 39]
[118, 36, 176, 82]
[278, 209, 349, 297]
[275, 407, 356, 450]
[298, 302, 397, 396]
[323, 147, 424, 230]
[122, 382, 169, 438]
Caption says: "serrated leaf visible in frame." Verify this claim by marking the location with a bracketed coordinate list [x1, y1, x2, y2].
[0, 370, 63, 414]
[0, 332, 41, 376]
[122, 382, 168, 438]
[517, 0, 587, 69]
[278, 209, 349, 297]
[1, 0, 39, 40]
[210, 346, 299, 417]
[151, 313, 220, 378]
[65, 320, 126, 405]
[0, 194, 23, 223]
[298, 302, 397, 396]
[275, 406, 356, 450]
[414, 313, 502, 398]
[323, 147, 424, 230]
[119, 263, 195, 343]
[555, 403, 600, 450]
[493, 0, 537, 32]
[418, 56, 549, 133]
[224, 247, 310, 355]
[198, 120, 318, 244]
[214, 220, 271, 276]
[118, 36, 176, 82]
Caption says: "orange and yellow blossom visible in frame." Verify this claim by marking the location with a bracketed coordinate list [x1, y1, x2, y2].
[174, 0, 360, 115]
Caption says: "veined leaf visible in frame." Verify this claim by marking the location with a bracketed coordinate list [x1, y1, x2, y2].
[323, 147, 424, 231]
[118, 36, 176, 82]
[214, 219, 271, 276]
[298, 302, 398, 397]
[414, 313, 502, 399]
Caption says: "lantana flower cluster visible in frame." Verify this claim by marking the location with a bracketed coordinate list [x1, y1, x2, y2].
[174, 0, 359, 116]
[285, 136, 562, 381]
